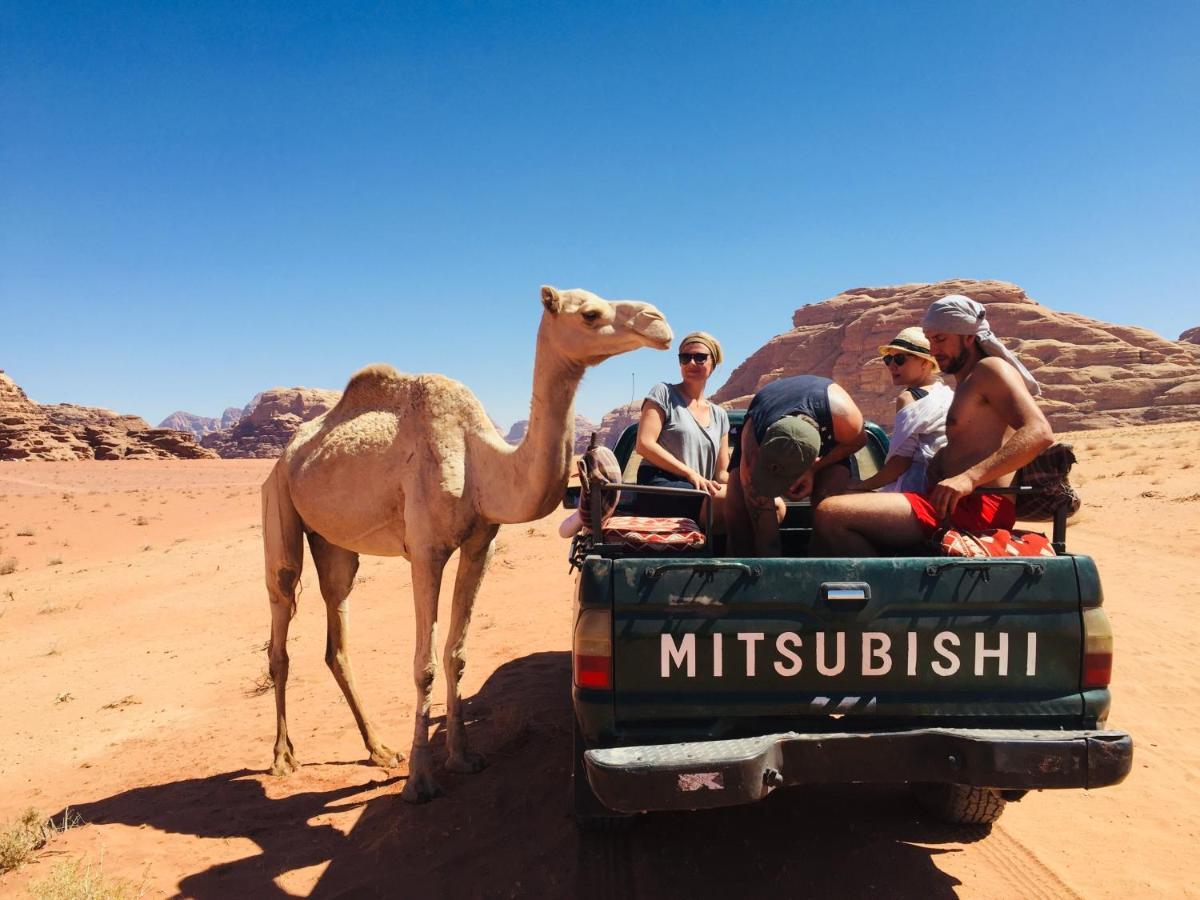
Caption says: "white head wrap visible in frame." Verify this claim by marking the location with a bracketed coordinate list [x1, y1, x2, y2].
[921, 294, 1041, 396]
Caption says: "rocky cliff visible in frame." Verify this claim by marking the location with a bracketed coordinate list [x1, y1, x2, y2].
[0, 371, 216, 461]
[1180, 327, 1200, 346]
[709, 279, 1200, 432]
[200, 387, 341, 459]
[593, 401, 643, 449]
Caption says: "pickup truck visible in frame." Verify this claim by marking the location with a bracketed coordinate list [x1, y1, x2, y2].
[566, 410, 1132, 829]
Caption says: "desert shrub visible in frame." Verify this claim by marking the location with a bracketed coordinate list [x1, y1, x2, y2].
[28, 853, 144, 900]
[0, 808, 80, 875]
[0, 557, 17, 576]
[16, 527, 34, 537]
[132, 516, 149, 527]
[47, 557, 64, 567]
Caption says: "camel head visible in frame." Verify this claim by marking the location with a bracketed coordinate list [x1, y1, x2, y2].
[539, 285, 672, 367]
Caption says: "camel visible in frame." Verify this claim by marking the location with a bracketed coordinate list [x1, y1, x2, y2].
[261, 285, 672, 802]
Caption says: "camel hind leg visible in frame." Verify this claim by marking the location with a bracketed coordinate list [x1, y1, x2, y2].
[443, 524, 499, 774]
[307, 531, 404, 768]
[262, 462, 304, 776]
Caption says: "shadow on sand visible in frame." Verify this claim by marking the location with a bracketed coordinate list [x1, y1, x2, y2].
[59, 651, 988, 898]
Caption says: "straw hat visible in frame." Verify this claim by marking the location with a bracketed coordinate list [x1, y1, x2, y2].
[878, 326, 938, 370]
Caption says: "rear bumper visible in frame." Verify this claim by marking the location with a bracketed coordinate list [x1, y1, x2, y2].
[584, 727, 1133, 814]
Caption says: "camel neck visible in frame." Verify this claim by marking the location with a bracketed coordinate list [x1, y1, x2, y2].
[480, 318, 585, 523]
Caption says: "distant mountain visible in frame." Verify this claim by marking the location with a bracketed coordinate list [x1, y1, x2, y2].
[1, 370, 216, 461]
[201, 387, 341, 458]
[505, 414, 597, 453]
[158, 411, 222, 438]
[593, 401, 642, 449]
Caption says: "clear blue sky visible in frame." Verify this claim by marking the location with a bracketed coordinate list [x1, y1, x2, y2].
[3, 1, 1197, 431]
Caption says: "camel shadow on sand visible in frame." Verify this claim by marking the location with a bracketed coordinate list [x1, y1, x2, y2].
[59, 651, 989, 899]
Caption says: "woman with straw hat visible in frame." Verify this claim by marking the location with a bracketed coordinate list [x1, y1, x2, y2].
[634, 331, 731, 521]
[848, 326, 953, 494]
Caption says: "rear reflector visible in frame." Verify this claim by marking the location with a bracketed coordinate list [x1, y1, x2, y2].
[574, 608, 612, 690]
[1082, 608, 1114, 689]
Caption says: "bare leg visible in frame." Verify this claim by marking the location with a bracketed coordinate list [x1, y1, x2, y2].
[725, 468, 755, 556]
[812, 492, 929, 557]
[813, 463, 852, 506]
[442, 524, 498, 774]
[262, 463, 305, 776]
[308, 532, 403, 768]
[725, 469, 783, 555]
[402, 544, 451, 803]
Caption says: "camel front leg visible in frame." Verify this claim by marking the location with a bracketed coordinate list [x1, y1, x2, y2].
[443, 524, 498, 774]
[401, 546, 451, 803]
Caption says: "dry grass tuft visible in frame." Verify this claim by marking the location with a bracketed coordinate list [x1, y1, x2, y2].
[132, 516, 149, 527]
[16, 527, 35, 537]
[0, 556, 16, 576]
[101, 695, 142, 711]
[48, 557, 64, 567]
[28, 853, 145, 900]
[0, 808, 82, 875]
[246, 670, 274, 697]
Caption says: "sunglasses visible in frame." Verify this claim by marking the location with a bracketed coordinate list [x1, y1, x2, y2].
[678, 352, 711, 365]
[882, 353, 911, 367]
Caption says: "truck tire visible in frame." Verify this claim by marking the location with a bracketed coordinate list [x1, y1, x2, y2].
[572, 719, 634, 832]
[913, 783, 1007, 825]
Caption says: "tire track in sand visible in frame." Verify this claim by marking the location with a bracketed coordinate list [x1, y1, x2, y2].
[972, 825, 1081, 899]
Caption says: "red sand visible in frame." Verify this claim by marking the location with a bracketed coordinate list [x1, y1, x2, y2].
[1, 424, 1198, 897]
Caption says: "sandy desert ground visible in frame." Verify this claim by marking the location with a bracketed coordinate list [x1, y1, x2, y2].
[1, 423, 1199, 898]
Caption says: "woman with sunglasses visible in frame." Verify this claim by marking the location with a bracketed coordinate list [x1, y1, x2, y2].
[848, 326, 953, 494]
[634, 331, 731, 520]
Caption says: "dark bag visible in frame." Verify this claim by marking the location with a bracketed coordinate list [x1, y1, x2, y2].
[1014, 442, 1082, 521]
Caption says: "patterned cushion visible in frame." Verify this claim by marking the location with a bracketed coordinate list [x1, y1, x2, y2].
[938, 528, 1056, 558]
[598, 515, 706, 552]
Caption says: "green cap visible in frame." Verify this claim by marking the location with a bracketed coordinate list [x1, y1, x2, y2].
[750, 415, 820, 497]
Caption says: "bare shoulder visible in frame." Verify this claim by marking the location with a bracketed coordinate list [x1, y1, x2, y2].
[967, 357, 1027, 398]
[896, 391, 916, 411]
[827, 381, 861, 414]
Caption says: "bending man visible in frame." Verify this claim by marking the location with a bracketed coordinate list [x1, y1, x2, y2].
[727, 375, 865, 556]
[812, 295, 1053, 556]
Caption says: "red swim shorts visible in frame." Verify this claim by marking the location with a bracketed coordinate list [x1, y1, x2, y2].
[903, 492, 1016, 538]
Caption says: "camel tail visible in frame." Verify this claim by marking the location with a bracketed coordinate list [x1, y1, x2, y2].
[262, 460, 305, 616]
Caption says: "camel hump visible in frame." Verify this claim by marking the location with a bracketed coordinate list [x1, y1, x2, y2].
[336, 364, 408, 408]
[335, 366, 488, 425]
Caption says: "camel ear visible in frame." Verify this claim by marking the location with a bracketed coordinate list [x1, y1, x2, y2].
[541, 285, 561, 314]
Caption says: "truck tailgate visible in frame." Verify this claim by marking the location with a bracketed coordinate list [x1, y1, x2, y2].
[611, 556, 1086, 726]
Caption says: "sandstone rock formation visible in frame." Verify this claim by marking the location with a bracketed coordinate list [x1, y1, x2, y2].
[593, 401, 642, 449]
[0, 370, 216, 461]
[201, 387, 341, 459]
[506, 414, 597, 453]
[709, 280, 1200, 432]
[1180, 327, 1200, 345]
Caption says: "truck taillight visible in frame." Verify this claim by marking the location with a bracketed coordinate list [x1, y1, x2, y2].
[574, 608, 612, 690]
[1082, 607, 1113, 689]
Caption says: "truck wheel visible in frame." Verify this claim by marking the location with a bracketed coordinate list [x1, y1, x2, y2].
[572, 719, 634, 832]
[913, 783, 1007, 825]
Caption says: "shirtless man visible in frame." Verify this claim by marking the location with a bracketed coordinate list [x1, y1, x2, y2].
[727, 374, 865, 556]
[811, 295, 1053, 556]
